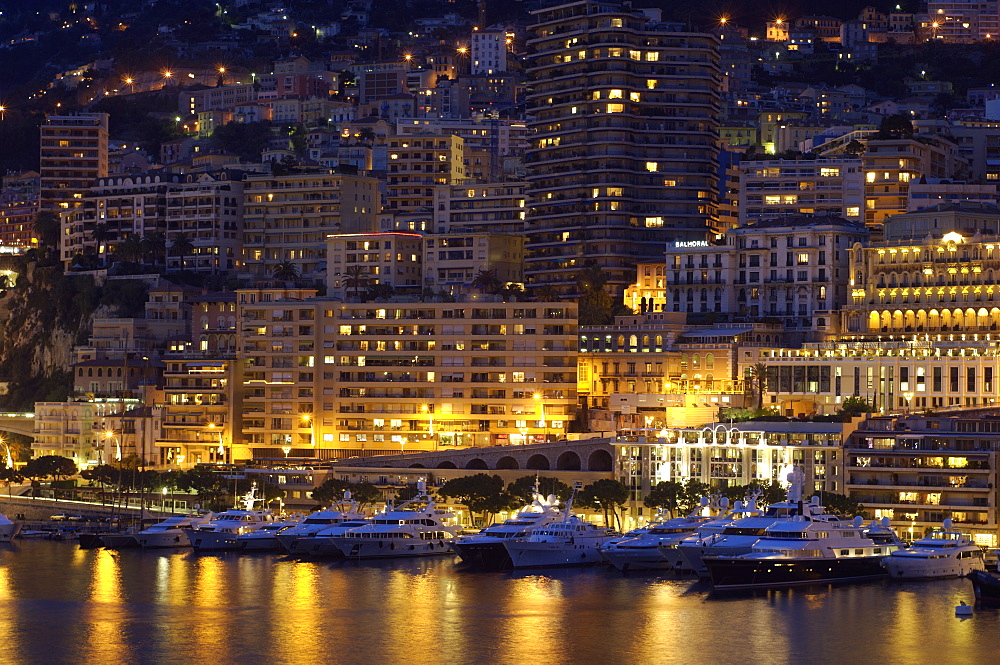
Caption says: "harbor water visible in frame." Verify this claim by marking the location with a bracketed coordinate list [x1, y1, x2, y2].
[2, 540, 998, 664]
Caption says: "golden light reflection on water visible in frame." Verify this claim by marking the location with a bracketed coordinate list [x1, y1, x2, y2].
[0, 559, 21, 663]
[77, 550, 127, 663]
[494, 575, 568, 664]
[265, 561, 323, 657]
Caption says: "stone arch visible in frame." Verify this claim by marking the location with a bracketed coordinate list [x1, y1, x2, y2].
[464, 458, 488, 470]
[436, 461, 457, 469]
[526, 454, 550, 470]
[868, 311, 879, 332]
[904, 310, 915, 330]
[929, 309, 940, 329]
[587, 449, 614, 472]
[496, 456, 519, 469]
[408, 463, 426, 468]
[892, 310, 903, 330]
[556, 450, 581, 470]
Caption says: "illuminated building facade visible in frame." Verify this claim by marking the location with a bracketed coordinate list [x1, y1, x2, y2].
[524, 0, 722, 295]
[236, 288, 578, 459]
[738, 158, 864, 224]
[847, 415, 1000, 547]
[386, 134, 465, 214]
[432, 182, 527, 235]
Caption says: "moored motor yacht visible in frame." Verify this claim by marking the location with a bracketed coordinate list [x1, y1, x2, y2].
[703, 514, 904, 590]
[132, 512, 215, 548]
[329, 481, 459, 559]
[275, 493, 369, 553]
[236, 517, 303, 552]
[600, 497, 737, 572]
[185, 485, 277, 552]
[288, 519, 372, 557]
[451, 489, 562, 569]
[504, 487, 619, 568]
[885, 519, 985, 579]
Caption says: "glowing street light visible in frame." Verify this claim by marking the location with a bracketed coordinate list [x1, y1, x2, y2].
[534, 392, 546, 442]
[104, 430, 122, 462]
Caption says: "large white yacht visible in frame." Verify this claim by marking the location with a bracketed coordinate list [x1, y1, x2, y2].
[185, 485, 277, 552]
[236, 517, 303, 552]
[287, 519, 373, 557]
[703, 514, 904, 589]
[327, 481, 459, 559]
[275, 493, 369, 553]
[675, 472, 829, 577]
[451, 490, 562, 568]
[884, 519, 985, 579]
[132, 512, 215, 548]
[503, 489, 619, 568]
[603, 497, 756, 572]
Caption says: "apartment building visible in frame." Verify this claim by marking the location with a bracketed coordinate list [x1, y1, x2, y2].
[422, 232, 525, 297]
[862, 134, 967, 232]
[236, 290, 578, 459]
[524, 0, 722, 295]
[326, 232, 425, 297]
[397, 117, 530, 182]
[165, 171, 244, 274]
[739, 158, 864, 224]
[847, 415, 999, 547]
[241, 170, 380, 282]
[432, 181, 527, 235]
[662, 215, 867, 330]
[40, 113, 109, 263]
[0, 171, 40, 250]
[471, 29, 509, 75]
[385, 134, 465, 213]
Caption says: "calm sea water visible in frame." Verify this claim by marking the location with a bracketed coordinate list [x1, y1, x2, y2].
[0, 540, 997, 665]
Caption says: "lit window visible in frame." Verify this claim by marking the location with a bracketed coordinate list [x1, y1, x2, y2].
[645, 217, 664, 228]
[629, 50, 641, 60]
[607, 103, 624, 113]
[645, 52, 659, 61]
[608, 89, 623, 99]
[865, 171, 876, 183]
[629, 92, 640, 102]
[645, 162, 658, 172]
[646, 79, 656, 89]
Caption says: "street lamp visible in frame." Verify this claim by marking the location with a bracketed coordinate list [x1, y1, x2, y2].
[422, 404, 435, 449]
[533, 393, 546, 443]
[207, 422, 226, 464]
[105, 430, 122, 462]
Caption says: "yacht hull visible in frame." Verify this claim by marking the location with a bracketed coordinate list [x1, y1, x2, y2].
[705, 555, 888, 589]
[100, 533, 139, 549]
[600, 546, 673, 571]
[336, 538, 453, 559]
[136, 532, 191, 548]
[885, 554, 984, 579]
[679, 543, 757, 577]
[505, 541, 610, 569]
[0, 522, 20, 543]
[451, 540, 512, 569]
[289, 537, 347, 558]
[970, 570, 1000, 605]
[187, 530, 240, 552]
[237, 536, 282, 552]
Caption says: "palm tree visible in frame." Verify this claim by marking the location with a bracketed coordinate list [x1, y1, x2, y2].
[272, 259, 300, 283]
[142, 231, 167, 272]
[343, 265, 370, 299]
[90, 222, 111, 267]
[747, 362, 769, 410]
[470, 268, 502, 295]
[500, 283, 524, 302]
[170, 232, 195, 272]
[117, 233, 144, 266]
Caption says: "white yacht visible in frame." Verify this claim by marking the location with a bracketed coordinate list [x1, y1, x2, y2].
[660, 495, 765, 572]
[600, 498, 733, 572]
[288, 519, 372, 557]
[451, 490, 562, 568]
[133, 512, 215, 548]
[676, 472, 829, 577]
[236, 517, 302, 552]
[0, 513, 20, 542]
[185, 485, 277, 552]
[328, 481, 459, 559]
[703, 514, 904, 589]
[504, 489, 619, 568]
[275, 493, 369, 553]
[884, 519, 985, 579]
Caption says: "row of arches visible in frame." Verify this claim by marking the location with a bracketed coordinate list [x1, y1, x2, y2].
[862, 307, 1000, 333]
[406, 449, 614, 472]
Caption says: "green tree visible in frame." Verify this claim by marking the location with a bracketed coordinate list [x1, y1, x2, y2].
[170, 232, 195, 271]
[876, 113, 914, 139]
[840, 396, 873, 417]
[311, 477, 383, 510]
[680, 480, 712, 515]
[90, 222, 112, 267]
[746, 362, 769, 410]
[116, 233, 145, 265]
[175, 467, 225, 508]
[142, 231, 167, 271]
[470, 268, 502, 295]
[33, 211, 61, 259]
[644, 480, 686, 518]
[438, 473, 519, 525]
[272, 259, 300, 283]
[364, 282, 395, 301]
[822, 492, 867, 519]
[23, 455, 77, 482]
[212, 121, 274, 163]
[579, 479, 629, 529]
[343, 265, 370, 298]
[507, 475, 572, 504]
[576, 264, 632, 325]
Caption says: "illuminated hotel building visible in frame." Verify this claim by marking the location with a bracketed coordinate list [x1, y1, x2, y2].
[738, 158, 864, 224]
[847, 415, 999, 547]
[524, 0, 722, 295]
[615, 421, 849, 504]
[236, 287, 578, 458]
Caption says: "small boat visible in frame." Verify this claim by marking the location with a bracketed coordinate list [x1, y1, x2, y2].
[956, 601, 974, 616]
[0, 513, 21, 542]
[969, 569, 1000, 606]
[885, 519, 985, 579]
